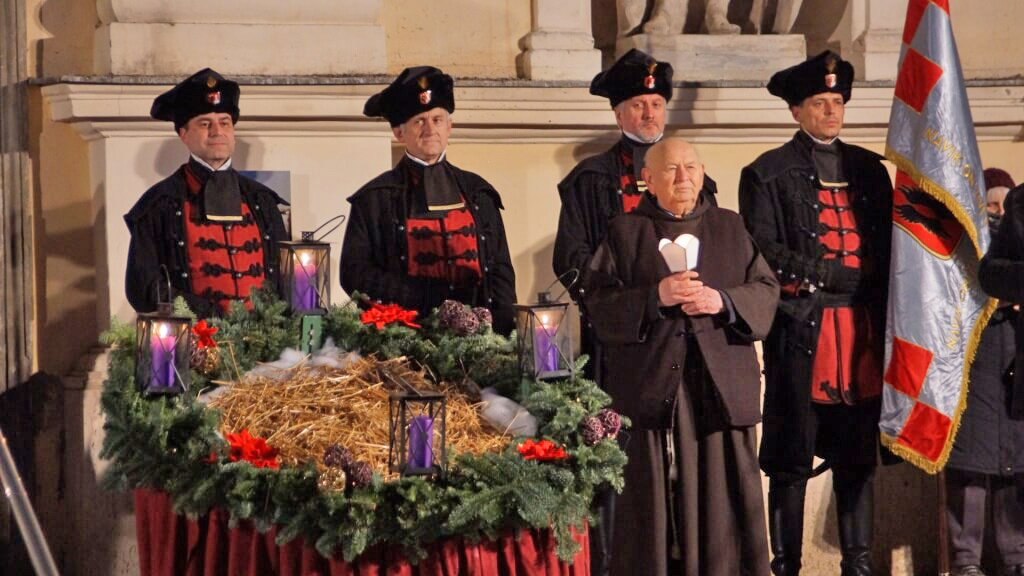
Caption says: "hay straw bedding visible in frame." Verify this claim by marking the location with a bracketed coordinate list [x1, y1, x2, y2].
[210, 355, 510, 485]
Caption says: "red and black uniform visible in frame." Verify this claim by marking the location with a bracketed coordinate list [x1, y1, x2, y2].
[182, 163, 268, 313]
[740, 131, 892, 576]
[340, 156, 516, 334]
[618, 143, 648, 214]
[807, 183, 883, 405]
[125, 158, 289, 318]
[403, 165, 484, 287]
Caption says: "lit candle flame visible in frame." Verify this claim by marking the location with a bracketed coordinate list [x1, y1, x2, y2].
[157, 322, 170, 338]
[298, 251, 311, 266]
[536, 311, 553, 329]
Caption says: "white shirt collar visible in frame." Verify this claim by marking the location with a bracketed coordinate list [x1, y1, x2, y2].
[622, 131, 663, 145]
[191, 154, 232, 172]
[801, 130, 838, 146]
[405, 150, 446, 166]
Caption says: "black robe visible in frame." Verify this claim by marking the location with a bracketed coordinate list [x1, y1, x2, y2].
[738, 131, 893, 478]
[583, 195, 778, 576]
[553, 137, 718, 382]
[124, 161, 289, 319]
[340, 157, 517, 334]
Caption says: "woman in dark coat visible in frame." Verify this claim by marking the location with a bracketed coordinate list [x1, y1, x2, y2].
[950, 169, 1024, 576]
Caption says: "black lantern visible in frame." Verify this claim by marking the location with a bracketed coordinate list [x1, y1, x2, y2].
[280, 233, 331, 353]
[134, 304, 192, 395]
[515, 292, 573, 382]
[388, 391, 447, 476]
[278, 234, 331, 314]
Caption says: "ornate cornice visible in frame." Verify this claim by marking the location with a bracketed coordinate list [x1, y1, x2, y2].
[41, 82, 1024, 143]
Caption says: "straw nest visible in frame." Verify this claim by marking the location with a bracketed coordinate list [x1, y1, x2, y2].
[210, 355, 511, 487]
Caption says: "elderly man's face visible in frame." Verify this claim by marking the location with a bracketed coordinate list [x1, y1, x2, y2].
[987, 186, 1010, 216]
[792, 92, 845, 141]
[394, 108, 452, 164]
[615, 94, 667, 143]
[642, 138, 705, 217]
[179, 112, 236, 169]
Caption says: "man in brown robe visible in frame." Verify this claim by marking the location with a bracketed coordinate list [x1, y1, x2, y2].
[583, 138, 778, 576]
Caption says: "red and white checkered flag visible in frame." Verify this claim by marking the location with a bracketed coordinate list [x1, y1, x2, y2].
[881, 0, 995, 473]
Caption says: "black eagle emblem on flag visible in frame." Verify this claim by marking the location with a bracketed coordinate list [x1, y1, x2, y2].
[892, 172, 964, 258]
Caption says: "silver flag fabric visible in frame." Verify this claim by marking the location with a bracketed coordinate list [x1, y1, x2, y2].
[881, 0, 994, 473]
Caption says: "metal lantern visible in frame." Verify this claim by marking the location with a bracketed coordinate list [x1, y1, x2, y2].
[388, 391, 447, 476]
[515, 292, 573, 381]
[278, 234, 331, 314]
[280, 233, 331, 352]
[134, 304, 192, 395]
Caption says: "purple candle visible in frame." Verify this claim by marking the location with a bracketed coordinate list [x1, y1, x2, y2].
[533, 313, 559, 373]
[408, 415, 433, 469]
[150, 323, 177, 389]
[292, 251, 318, 311]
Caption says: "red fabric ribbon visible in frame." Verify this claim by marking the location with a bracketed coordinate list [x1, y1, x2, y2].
[360, 301, 422, 330]
[517, 439, 568, 461]
[226, 429, 280, 469]
[192, 319, 219, 349]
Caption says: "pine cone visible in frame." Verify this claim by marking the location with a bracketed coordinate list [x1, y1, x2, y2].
[471, 307, 493, 328]
[580, 416, 606, 446]
[597, 408, 621, 439]
[323, 444, 353, 470]
[347, 461, 373, 489]
[450, 309, 481, 336]
[437, 300, 464, 327]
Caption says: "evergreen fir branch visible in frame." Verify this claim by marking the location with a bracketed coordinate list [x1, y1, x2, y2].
[98, 290, 627, 564]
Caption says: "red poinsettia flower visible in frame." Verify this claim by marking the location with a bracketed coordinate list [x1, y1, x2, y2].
[517, 439, 568, 461]
[360, 301, 421, 330]
[225, 429, 280, 469]
[192, 319, 219, 349]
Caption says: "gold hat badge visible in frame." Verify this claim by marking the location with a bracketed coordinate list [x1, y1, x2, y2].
[644, 60, 657, 90]
[417, 75, 432, 105]
[825, 57, 838, 89]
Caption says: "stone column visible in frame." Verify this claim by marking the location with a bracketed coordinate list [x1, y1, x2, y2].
[837, 0, 908, 81]
[517, 0, 601, 81]
[94, 0, 386, 76]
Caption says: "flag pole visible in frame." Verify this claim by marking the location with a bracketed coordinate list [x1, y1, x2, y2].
[0, 424, 60, 575]
[937, 470, 949, 576]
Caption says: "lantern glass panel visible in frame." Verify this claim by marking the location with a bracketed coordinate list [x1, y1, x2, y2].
[134, 313, 192, 395]
[387, 393, 446, 476]
[515, 302, 572, 380]
[279, 241, 331, 313]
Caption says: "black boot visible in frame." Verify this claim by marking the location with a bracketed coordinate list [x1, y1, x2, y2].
[835, 467, 875, 576]
[589, 485, 616, 576]
[768, 478, 806, 576]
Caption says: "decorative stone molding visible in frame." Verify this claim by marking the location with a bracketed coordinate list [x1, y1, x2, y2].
[94, 0, 386, 76]
[518, 0, 601, 81]
[837, 0, 908, 81]
[616, 34, 808, 83]
[42, 79, 1024, 143]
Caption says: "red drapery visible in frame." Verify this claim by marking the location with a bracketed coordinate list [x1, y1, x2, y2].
[134, 489, 590, 576]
